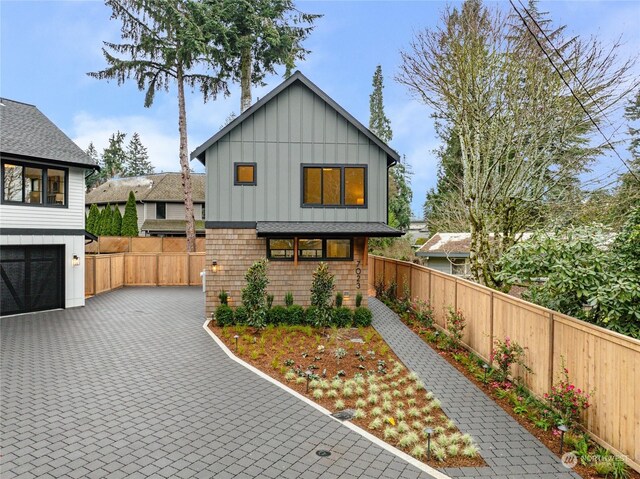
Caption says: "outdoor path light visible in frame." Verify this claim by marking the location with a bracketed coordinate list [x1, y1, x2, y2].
[483, 364, 489, 383]
[234, 335, 239, 352]
[558, 424, 568, 454]
[306, 370, 312, 393]
[424, 427, 433, 461]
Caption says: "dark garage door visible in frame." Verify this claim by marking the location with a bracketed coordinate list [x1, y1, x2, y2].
[1, 245, 64, 316]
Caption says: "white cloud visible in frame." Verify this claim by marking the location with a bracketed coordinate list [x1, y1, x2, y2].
[71, 112, 205, 174]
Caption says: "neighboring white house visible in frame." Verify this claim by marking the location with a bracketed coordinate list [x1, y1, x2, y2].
[0, 98, 99, 316]
[85, 173, 205, 236]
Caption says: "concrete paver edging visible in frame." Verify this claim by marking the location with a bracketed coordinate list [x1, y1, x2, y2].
[203, 319, 451, 479]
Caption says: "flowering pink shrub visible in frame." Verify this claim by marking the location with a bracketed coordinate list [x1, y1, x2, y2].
[490, 337, 531, 382]
[446, 308, 466, 350]
[545, 363, 593, 428]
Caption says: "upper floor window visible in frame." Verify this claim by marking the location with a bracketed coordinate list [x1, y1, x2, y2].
[302, 165, 366, 207]
[2, 160, 67, 207]
[234, 162, 256, 185]
[156, 202, 166, 219]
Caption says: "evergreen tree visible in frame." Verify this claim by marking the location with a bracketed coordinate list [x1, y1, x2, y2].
[112, 206, 123, 235]
[85, 142, 102, 190]
[367, 65, 413, 230]
[87, 204, 100, 235]
[101, 132, 128, 181]
[125, 132, 154, 176]
[121, 191, 139, 237]
[369, 65, 392, 143]
[220, 0, 321, 112]
[100, 204, 114, 236]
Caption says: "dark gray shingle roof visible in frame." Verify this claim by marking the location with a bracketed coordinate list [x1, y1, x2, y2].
[256, 221, 402, 238]
[86, 173, 205, 204]
[190, 71, 400, 166]
[0, 98, 97, 169]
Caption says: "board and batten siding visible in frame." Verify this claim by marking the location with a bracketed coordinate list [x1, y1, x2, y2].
[205, 82, 388, 223]
[1, 166, 86, 229]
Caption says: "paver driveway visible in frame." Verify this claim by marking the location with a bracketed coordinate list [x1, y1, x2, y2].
[1, 287, 436, 479]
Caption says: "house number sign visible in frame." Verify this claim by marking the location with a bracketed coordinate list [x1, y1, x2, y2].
[355, 260, 362, 290]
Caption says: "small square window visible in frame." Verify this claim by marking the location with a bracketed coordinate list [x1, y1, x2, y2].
[234, 163, 256, 185]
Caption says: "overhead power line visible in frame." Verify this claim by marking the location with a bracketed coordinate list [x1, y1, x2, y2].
[508, 0, 639, 184]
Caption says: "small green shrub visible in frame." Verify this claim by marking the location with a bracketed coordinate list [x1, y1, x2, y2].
[286, 305, 305, 325]
[353, 307, 373, 327]
[285, 291, 294, 307]
[267, 305, 288, 325]
[332, 307, 353, 328]
[234, 306, 248, 324]
[355, 292, 363, 307]
[335, 291, 344, 308]
[215, 305, 234, 327]
[304, 306, 319, 326]
[218, 290, 228, 305]
[310, 262, 335, 327]
[241, 259, 269, 328]
[267, 294, 274, 309]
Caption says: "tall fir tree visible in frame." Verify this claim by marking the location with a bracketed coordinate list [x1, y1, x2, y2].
[121, 191, 139, 237]
[101, 132, 128, 181]
[125, 133, 154, 176]
[369, 65, 392, 143]
[85, 142, 102, 190]
[101, 204, 115, 236]
[86, 204, 100, 235]
[368, 65, 413, 230]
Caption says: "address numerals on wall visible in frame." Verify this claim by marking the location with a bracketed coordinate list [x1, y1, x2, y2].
[355, 260, 362, 290]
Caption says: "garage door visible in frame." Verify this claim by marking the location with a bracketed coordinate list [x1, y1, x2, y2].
[0, 245, 64, 316]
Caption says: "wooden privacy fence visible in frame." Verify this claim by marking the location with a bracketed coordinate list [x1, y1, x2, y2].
[369, 255, 640, 471]
[85, 236, 205, 254]
[85, 252, 206, 295]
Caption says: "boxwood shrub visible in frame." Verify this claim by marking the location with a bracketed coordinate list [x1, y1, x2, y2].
[332, 307, 353, 328]
[216, 304, 234, 327]
[353, 307, 373, 327]
[234, 306, 248, 325]
[267, 305, 288, 325]
[286, 305, 305, 325]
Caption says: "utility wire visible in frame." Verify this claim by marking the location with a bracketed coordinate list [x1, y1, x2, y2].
[508, 0, 639, 184]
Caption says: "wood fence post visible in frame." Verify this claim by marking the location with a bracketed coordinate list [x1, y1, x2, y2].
[489, 290, 494, 363]
[92, 256, 97, 295]
[156, 253, 160, 286]
[187, 253, 191, 286]
[548, 312, 555, 391]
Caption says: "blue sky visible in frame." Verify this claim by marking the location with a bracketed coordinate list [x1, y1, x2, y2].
[2, 1, 639, 216]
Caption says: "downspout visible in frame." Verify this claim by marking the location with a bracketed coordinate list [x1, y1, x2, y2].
[386, 155, 397, 225]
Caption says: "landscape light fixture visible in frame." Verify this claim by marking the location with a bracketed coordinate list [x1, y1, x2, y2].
[483, 364, 489, 383]
[558, 424, 568, 454]
[306, 370, 312, 393]
[234, 334, 239, 352]
[72, 254, 80, 267]
[211, 260, 218, 273]
[343, 291, 350, 302]
[424, 428, 433, 461]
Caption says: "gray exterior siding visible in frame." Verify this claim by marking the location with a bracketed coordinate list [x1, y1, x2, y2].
[426, 257, 454, 274]
[205, 82, 388, 224]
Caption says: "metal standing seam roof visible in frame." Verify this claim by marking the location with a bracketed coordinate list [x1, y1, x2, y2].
[190, 71, 400, 167]
[256, 221, 403, 237]
[0, 98, 98, 169]
[86, 173, 205, 204]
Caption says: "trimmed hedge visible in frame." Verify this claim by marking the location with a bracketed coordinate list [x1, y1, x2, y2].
[267, 305, 288, 325]
[353, 307, 373, 327]
[216, 305, 234, 327]
[332, 307, 353, 328]
[234, 306, 248, 325]
[287, 305, 305, 325]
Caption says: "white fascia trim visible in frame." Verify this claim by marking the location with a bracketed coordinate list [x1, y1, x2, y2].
[202, 319, 450, 479]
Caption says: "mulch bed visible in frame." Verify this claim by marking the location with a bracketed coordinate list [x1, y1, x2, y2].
[209, 322, 486, 469]
[397, 317, 640, 479]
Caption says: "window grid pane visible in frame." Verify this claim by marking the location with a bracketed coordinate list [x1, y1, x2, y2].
[268, 239, 294, 259]
[47, 168, 65, 205]
[3, 164, 24, 202]
[298, 239, 323, 258]
[322, 168, 341, 205]
[303, 168, 322, 204]
[326, 239, 351, 259]
[344, 167, 365, 205]
[236, 165, 255, 183]
[24, 167, 43, 204]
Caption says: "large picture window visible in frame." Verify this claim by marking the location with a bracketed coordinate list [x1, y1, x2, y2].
[2, 160, 68, 207]
[266, 238, 353, 261]
[302, 165, 366, 207]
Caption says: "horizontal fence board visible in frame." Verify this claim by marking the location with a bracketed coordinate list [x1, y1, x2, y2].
[370, 255, 640, 471]
[85, 236, 206, 254]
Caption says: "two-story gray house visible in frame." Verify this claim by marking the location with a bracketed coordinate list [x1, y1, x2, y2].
[191, 72, 402, 314]
[1, 98, 98, 315]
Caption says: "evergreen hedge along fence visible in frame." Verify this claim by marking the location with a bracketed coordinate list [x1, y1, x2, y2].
[369, 255, 640, 472]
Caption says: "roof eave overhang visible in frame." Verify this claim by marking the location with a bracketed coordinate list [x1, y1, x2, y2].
[1, 151, 100, 170]
[257, 231, 403, 238]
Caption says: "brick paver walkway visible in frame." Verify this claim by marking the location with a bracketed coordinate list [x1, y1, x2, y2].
[369, 297, 580, 479]
[1, 288, 438, 479]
